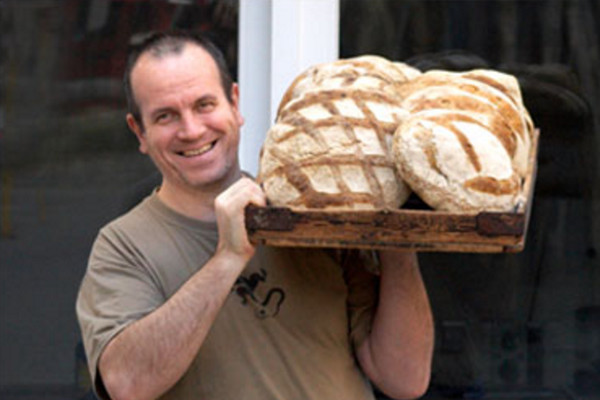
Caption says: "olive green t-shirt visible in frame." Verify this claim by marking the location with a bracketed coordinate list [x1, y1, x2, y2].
[76, 193, 378, 400]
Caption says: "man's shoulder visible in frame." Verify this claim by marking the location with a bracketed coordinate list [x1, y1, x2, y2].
[99, 194, 159, 238]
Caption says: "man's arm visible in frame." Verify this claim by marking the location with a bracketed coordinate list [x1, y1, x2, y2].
[356, 251, 434, 400]
[98, 178, 265, 400]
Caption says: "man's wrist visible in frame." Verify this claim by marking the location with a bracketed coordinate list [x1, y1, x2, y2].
[377, 250, 418, 270]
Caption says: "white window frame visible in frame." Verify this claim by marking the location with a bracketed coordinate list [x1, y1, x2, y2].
[238, 0, 339, 175]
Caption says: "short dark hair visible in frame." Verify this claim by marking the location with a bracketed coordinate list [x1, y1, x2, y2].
[123, 30, 234, 128]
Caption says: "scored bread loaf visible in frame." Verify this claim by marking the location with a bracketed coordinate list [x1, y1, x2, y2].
[258, 56, 420, 210]
[392, 69, 532, 212]
[398, 70, 533, 177]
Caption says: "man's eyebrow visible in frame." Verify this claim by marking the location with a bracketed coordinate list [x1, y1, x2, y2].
[195, 94, 218, 103]
[149, 106, 176, 118]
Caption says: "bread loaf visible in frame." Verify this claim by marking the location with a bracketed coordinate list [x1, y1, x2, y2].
[258, 56, 419, 210]
[398, 70, 533, 177]
[258, 57, 534, 213]
[392, 69, 532, 212]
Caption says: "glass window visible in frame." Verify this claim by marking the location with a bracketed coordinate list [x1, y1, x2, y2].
[340, 1, 599, 398]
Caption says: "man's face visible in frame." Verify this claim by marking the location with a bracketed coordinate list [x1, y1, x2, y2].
[127, 44, 244, 195]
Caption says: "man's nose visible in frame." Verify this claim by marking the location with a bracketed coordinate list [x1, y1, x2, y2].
[177, 111, 206, 140]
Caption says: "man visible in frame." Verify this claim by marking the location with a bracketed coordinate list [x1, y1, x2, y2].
[76, 31, 434, 400]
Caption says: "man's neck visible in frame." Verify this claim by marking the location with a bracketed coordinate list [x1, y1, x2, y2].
[157, 171, 243, 222]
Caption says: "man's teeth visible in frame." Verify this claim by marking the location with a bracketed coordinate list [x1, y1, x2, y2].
[182, 142, 214, 157]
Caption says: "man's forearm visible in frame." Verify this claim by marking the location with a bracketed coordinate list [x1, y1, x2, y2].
[357, 252, 434, 400]
[99, 249, 248, 400]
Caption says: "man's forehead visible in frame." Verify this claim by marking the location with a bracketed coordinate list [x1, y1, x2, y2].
[131, 44, 219, 91]
[134, 43, 213, 74]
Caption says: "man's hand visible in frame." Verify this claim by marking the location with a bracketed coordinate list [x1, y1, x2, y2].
[214, 177, 266, 263]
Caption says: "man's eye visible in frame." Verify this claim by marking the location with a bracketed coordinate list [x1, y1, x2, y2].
[197, 101, 216, 111]
[155, 112, 174, 123]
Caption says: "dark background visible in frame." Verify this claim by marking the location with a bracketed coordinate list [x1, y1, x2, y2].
[1, 1, 598, 399]
[341, 1, 599, 399]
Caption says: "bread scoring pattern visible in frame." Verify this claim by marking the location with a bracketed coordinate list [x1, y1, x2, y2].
[399, 70, 533, 177]
[258, 56, 419, 210]
[392, 69, 533, 212]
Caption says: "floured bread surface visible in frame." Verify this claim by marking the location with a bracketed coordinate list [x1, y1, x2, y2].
[278, 55, 421, 114]
[259, 128, 406, 210]
[393, 108, 525, 213]
[259, 56, 417, 210]
[392, 68, 533, 213]
[399, 69, 533, 177]
[259, 105, 411, 210]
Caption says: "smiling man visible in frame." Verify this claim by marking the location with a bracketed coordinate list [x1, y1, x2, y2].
[76, 31, 434, 400]
[125, 34, 246, 219]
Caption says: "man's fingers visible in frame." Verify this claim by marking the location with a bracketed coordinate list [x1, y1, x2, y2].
[245, 180, 267, 208]
[213, 177, 267, 259]
[217, 177, 266, 209]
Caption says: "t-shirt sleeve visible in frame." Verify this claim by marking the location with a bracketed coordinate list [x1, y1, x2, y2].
[341, 249, 380, 350]
[76, 226, 165, 399]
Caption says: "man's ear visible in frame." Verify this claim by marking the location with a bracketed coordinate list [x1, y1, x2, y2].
[126, 114, 148, 154]
[230, 83, 244, 127]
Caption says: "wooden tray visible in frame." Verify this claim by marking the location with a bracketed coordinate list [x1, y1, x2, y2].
[245, 130, 538, 253]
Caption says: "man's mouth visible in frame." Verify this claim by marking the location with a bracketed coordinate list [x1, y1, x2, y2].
[180, 141, 216, 157]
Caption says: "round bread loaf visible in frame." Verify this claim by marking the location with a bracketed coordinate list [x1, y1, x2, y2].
[392, 109, 524, 212]
[259, 56, 418, 210]
[391, 69, 532, 213]
[398, 70, 533, 177]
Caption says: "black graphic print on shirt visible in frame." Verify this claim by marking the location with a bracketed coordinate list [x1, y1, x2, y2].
[232, 268, 285, 319]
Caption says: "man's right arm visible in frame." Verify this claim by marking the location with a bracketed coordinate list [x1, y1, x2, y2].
[98, 178, 265, 400]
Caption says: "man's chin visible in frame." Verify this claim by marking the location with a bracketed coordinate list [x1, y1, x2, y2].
[184, 170, 240, 192]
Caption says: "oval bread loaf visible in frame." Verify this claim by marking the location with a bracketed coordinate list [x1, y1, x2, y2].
[398, 70, 533, 177]
[392, 70, 532, 212]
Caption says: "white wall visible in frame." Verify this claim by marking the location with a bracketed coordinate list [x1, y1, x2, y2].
[238, 0, 339, 176]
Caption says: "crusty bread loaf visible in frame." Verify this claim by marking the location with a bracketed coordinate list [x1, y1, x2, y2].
[259, 57, 534, 213]
[398, 70, 533, 177]
[392, 70, 531, 212]
[259, 56, 419, 210]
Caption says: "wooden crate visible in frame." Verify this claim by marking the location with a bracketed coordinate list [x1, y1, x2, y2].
[245, 130, 538, 253]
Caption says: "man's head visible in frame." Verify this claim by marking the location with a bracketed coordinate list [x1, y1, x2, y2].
[124, 31, 234, 130]
[124, 30, 244, 199]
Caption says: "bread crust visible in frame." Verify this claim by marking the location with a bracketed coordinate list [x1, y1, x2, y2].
[398, 70, 532, 177]
[391, 68, 532, 212]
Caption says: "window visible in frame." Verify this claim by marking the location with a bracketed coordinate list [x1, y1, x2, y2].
[340, 1, 599, 398]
